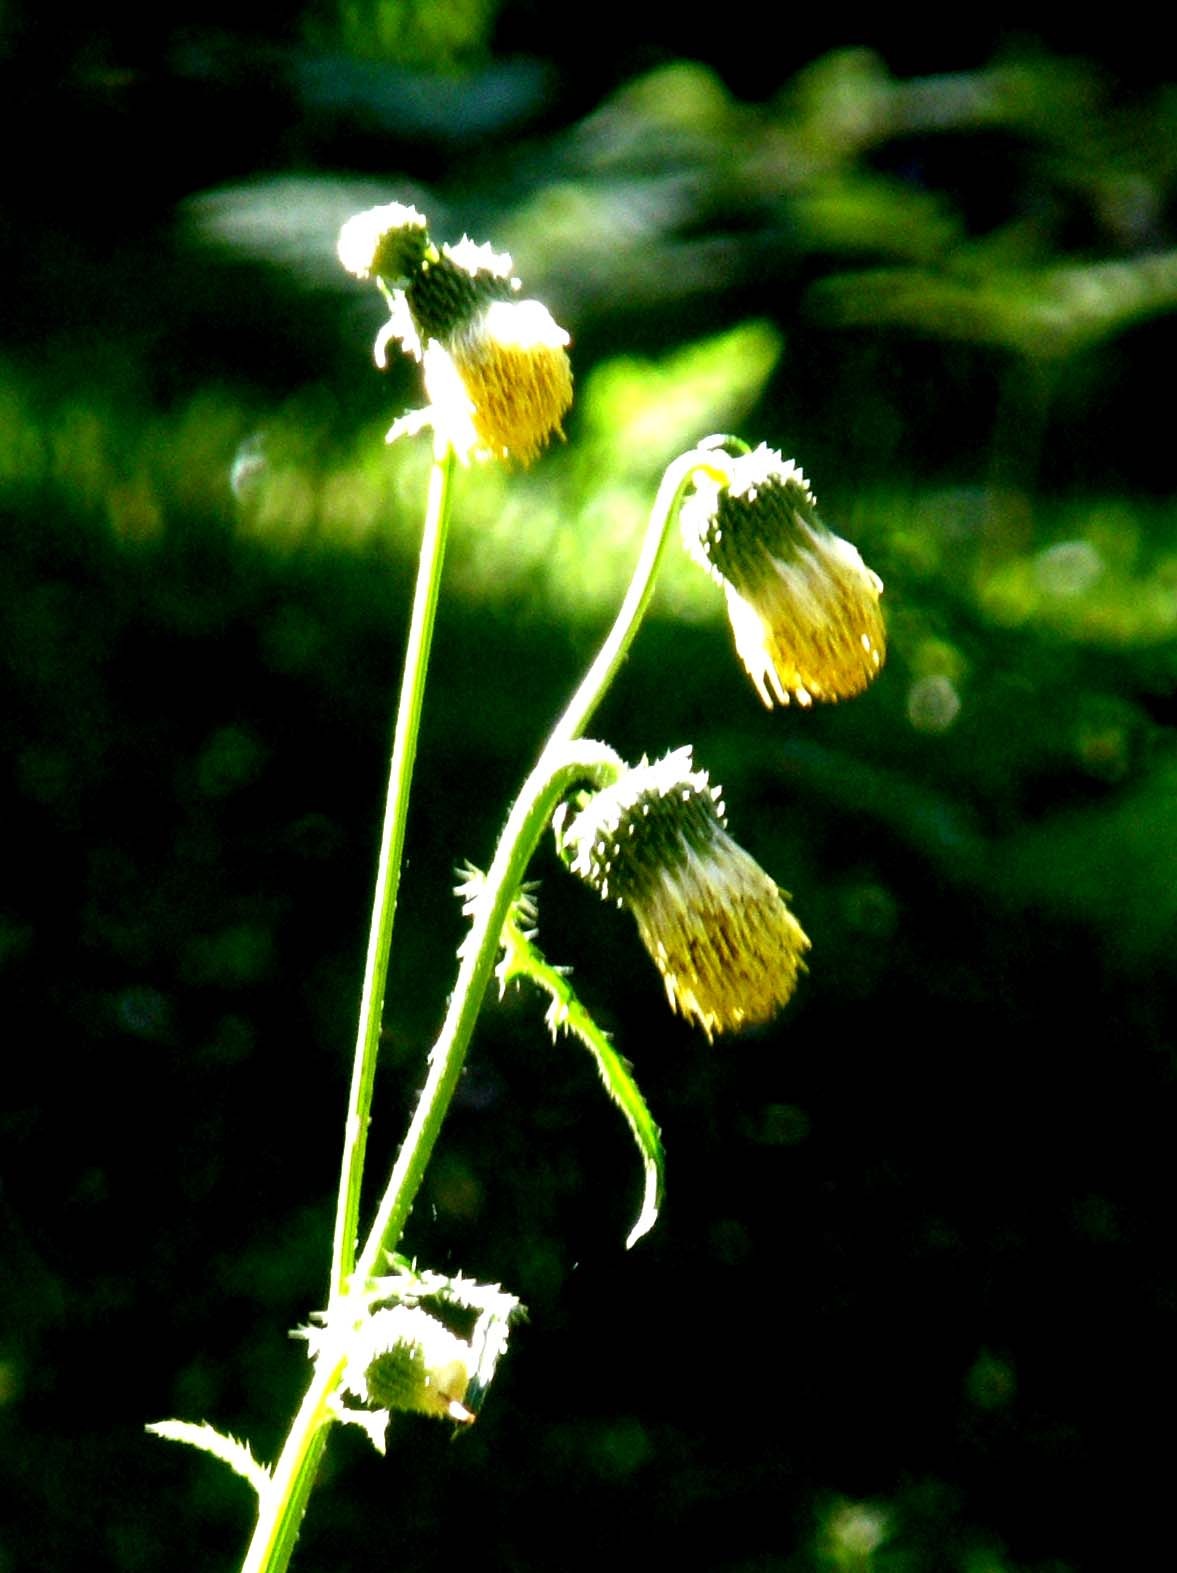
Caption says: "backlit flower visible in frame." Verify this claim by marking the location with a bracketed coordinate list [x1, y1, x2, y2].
[346, 1305, 474, 1425]
[557, 747, 809, 1039]
[680, 444, 885, 706]
[338, 205, 572, 466]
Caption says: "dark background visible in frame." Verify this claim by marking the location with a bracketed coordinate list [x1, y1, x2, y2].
[4, 6, 1177, 1571]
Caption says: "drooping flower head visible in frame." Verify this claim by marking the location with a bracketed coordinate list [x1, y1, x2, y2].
[680, 444, 885, 707]
[337, 204, 572, 466]
[556, 747, 810, 1040]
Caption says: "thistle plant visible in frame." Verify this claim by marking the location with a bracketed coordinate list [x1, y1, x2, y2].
[149, 202, 887, 1573]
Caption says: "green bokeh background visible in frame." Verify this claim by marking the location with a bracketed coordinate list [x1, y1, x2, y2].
[3, 8, 1177, 1571]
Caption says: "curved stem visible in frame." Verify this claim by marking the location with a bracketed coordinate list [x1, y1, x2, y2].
[545, 444, 732, 749]
[355, 740, 625, 1282]
[237, 750, 622, 1573]
[330, 436, 457, 1299]
[238, 439, 724, 1573]
[356, 439, 730, 1275]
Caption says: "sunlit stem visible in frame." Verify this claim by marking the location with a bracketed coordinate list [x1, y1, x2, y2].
[239, 747, 622, 1573]
[353, 438, 739, 1274]
[330, 434, 457, 1299]
[238, 1358, 340, 1573]
[241, 438, 734, 1573]
[354, 740, 625, 1282]
[545, 439, 739, 749]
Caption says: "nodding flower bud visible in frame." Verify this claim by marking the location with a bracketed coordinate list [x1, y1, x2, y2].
[680, 445, 885, 707]
[556, 747, 810, 1040]
[338, 205, 572, 467]
[423, 295, 573, 467]
[346, 1305, 474, 1425]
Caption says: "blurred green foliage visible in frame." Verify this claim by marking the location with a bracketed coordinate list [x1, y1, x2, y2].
[306, 0, 500, 68]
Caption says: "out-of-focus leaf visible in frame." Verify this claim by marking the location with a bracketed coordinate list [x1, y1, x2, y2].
[793, 172, 961, 264]
[811, 250, 1177, 359]
[578, 322, 782, 475]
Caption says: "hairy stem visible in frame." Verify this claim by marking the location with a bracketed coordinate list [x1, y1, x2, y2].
[238, 1361, 338, 1573]
[547, 442, 735, 748]
[239, 746, 624, 1573]
[239, 440, 724, 1573]
[330, 436, 457, 1298]
[357, 439, 728, 1273]
[355, 741, 625, 1281]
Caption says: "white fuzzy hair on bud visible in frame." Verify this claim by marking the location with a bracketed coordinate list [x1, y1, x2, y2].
[559, 747, 809, 1038]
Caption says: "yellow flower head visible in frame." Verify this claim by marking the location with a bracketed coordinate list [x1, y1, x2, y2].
[338, 205, 572, 466]
[680, 445, 885, 707]
[424, 296, 573, 467]
[558, 747, 809, 1040]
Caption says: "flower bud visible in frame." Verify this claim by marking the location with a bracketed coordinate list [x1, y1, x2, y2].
[558, 747, 810, 1039]
[339, 205, 573, 467]
[680, 445, 885, 707]
[348, 1305, 474, 1425]
[419, 294, 573, 467]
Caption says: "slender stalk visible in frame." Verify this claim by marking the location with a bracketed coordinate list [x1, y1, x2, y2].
[329, 435, 457, 1299]
[240, 439, 456, 1573]
[238, 1361, 338, 1573]
[355, 741, 625, 1281]
[545, 445, 729, 749]
[357, 440, 729, 1274]
[238, 441, 720, 1573]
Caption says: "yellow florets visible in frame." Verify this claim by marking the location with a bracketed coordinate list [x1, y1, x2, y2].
[681, 444, 885, 706]
[434, 298, 573, 466]
[339, 202, 572, 467]
[558, 747, 810, 1039]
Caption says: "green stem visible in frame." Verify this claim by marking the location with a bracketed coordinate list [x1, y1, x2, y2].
[354, 740, 625, 1282]
[237, 744, 621, 1573]
[357, 437, 729, 1274]
[238, 1362, 338, 1573]
[238, 439, 723, 1573]
[329, 435, 457, 1299]
[545, 444, 730, 749]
